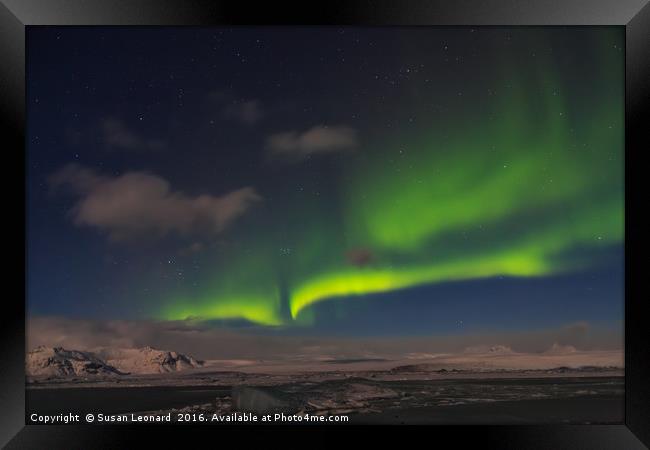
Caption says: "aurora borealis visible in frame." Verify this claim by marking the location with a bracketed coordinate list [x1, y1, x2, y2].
[28, 27, 623, 338]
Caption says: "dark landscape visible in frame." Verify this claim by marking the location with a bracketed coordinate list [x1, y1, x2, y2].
[27, 368, 624, 424]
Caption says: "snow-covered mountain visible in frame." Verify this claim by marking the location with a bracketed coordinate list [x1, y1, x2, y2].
[26, 346, 124, 377]
[97, 346, 204, 374]
[543, 343, 578, 355]
[26, 346, 203, 377]
[463, 344, 515, 355]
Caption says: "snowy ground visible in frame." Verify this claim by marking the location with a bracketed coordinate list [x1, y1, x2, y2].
[25, 346, 623, 424]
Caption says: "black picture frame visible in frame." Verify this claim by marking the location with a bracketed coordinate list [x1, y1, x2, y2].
[2, 0, 649, 448]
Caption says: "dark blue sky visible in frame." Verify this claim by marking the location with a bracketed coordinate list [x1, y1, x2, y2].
[27, 27, 623, 337]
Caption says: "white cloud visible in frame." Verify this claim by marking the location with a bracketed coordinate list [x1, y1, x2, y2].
[27, 317, 622, 361]
[102, 118, 166, 151]
[222, 99, 264, 124]
[50, 164, 261, 241]
[266, 125, 358, 160]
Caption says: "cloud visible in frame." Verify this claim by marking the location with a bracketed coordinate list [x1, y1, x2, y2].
[179, 242, 204, 255]
[49, 164, 261, 241]
[346, 248, 374, 267]
[221, 100, 264, 124]
[266, 125, 358, 160]
[27, 317, 622, 361]
[209, 90, 265, 124]
[102, 118, 166, 151]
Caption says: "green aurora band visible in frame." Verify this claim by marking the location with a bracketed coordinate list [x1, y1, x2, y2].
[159, 34, 623, 326]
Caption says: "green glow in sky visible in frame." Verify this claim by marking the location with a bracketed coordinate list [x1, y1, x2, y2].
[159, 33, 623, 326]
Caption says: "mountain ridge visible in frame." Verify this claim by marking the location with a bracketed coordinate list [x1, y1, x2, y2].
[26, 345, 203, 377]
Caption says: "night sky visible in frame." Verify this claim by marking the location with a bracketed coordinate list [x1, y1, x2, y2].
[27, 27, 623, 339]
